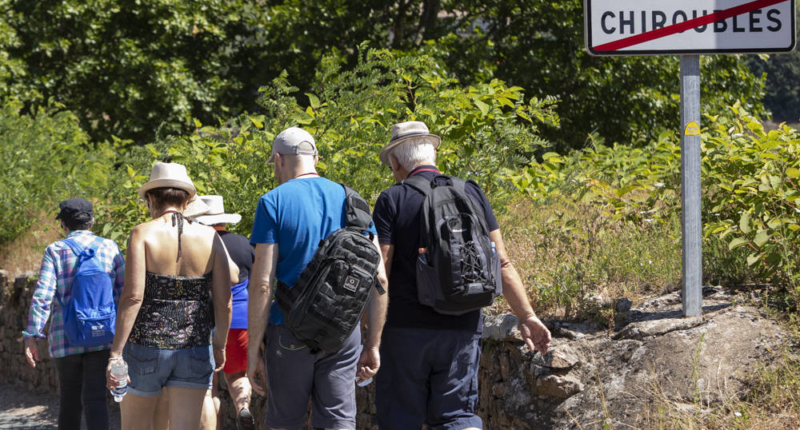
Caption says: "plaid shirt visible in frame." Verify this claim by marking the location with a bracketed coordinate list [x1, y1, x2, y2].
[23, 230, 125, 358]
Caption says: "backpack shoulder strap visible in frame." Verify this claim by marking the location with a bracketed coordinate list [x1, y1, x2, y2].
[340, 184, 374, 232]
[401, 174, 432, 196]
[61, 238, 86, 258]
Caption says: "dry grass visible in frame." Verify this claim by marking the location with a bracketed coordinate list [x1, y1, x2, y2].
[0, 214, 61, 277]
[493, 197, 682, 320]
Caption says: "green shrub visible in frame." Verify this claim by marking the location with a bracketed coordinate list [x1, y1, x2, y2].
[0, 99, 115, 245]
[94, 47, 559, 247]
[511, 103, 800, 299]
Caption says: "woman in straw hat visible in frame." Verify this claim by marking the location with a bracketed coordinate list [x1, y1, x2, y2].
[106, 162, 232, 430]
[151, 194, 240, 430]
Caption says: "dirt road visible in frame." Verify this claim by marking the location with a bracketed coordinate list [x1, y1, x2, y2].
[0, 384, 120, 430]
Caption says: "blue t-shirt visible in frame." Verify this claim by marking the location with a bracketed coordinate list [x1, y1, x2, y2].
[250, 176, 377, 325]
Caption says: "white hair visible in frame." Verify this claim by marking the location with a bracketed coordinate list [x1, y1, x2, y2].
[389, 138, 436, 171]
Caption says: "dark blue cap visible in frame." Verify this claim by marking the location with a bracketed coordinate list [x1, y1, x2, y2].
[56, 198, 94, 222]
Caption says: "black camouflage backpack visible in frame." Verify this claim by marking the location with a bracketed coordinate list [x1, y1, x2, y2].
[275, 184, 384, 353]
[404, 174, 502, 315]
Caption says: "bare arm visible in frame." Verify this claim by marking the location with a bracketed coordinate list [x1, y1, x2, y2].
[109, 227, 147, 358]
[380, 244, 394, 279]
[364, 236, 388, 349]
[211, 233, 233, 371]
[357, 238, 389, 382]
[217, 234, 240, 286]
[491, 229, 551, 355]
[247, 243, 278, 396]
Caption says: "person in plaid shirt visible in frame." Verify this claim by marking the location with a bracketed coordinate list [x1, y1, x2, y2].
[22, 198, 125, 430]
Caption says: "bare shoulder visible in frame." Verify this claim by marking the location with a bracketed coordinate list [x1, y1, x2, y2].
[183, 221, 217, 238]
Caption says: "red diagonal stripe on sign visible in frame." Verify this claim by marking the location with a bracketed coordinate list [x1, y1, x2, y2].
[594, 0, 788, 51]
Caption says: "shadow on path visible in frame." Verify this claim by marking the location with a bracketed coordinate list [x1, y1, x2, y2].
[0, 384, 120, 430]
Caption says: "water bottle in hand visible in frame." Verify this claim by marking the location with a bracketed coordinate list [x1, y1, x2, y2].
[109, 360, 128, 402]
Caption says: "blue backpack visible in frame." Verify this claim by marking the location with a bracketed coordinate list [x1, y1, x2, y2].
[61, 237, 116, 347]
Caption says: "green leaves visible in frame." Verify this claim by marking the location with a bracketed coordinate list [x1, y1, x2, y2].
[0, 99, 117, 245]
[739, 212, 752, 234]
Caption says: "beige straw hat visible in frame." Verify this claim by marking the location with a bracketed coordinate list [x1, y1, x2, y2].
[379, 121, 441, 167]
[183, 195, 210, 219]
[193, 195, 242, 225]
[138, 162, 197, 200]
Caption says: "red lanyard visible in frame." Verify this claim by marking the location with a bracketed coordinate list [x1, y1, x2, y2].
[411, 168, 440, 176]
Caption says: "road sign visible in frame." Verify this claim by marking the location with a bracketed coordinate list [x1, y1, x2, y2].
[585, 0, 796, 55]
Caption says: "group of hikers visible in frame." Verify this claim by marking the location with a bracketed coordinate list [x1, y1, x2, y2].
[21, 121, 553, 430]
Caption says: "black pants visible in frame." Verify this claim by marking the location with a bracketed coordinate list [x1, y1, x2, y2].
[53, 349, 110, 430]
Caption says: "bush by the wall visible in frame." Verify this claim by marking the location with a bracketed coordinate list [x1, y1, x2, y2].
[0, 100, 115, 245]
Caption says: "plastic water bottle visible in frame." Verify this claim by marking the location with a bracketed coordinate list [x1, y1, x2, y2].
[110, 360, 128, 402]
[357, 377, 373, 387]
[491, 241, 497, 256]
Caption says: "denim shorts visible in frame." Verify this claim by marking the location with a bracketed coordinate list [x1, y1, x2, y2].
[376, 327, 483, 430]
[123, 343, 214, 397]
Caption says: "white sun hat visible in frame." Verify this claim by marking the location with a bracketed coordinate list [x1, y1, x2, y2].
[193, 195, 242, 225]
[183, 195, 210, 219]
[138, 162, 197, 200]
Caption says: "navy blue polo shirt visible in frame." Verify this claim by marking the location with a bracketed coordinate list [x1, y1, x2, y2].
[372, 165, 499, 332]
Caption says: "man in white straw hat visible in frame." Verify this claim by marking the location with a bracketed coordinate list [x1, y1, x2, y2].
[195, 195, 255, 430]
[247, 126, 389, 430]
[372, 121, 552, 430]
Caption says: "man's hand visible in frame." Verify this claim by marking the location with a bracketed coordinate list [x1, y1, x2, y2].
[520, 316, 551, 355]
[247, 350, 267, 397]
[24, 338, 39, 368]
[357, 346, 380, 384]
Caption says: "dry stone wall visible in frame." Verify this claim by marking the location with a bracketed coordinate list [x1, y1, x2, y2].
[0, 273, 791, 429]
[0, 270, 59, 394]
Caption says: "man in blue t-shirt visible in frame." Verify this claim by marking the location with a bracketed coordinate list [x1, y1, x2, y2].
[372, 121, 552, 430]
[247, 126, 389, 430]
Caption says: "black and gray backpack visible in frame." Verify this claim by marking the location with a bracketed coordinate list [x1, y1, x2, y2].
[275, 184, 384, 353]
[404, 174, 502, 315]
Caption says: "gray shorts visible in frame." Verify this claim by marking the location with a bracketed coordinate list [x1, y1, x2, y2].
[264, 324, 362, 430]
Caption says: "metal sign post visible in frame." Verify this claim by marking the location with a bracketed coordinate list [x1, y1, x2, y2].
[584, 0, 796, 317]
[680, 56, 702, 317]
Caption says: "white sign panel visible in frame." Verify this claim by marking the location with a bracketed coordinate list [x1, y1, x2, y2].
[585, 0, 796, 55]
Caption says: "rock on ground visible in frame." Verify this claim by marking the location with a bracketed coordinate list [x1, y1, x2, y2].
[480, 289, 790, 429]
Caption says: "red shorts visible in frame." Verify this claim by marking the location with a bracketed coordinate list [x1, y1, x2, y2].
[223, 329, 248, 374]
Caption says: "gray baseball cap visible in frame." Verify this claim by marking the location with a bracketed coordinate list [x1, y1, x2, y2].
[267, 127, 318, 163]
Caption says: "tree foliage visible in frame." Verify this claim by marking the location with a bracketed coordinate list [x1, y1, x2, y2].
[398, 0, 767, 150]
[0, 99, 116, 244]
[0, 0, 767, 150]
[92, 47, 558, 246]
[0, 0, 252, 143]
[749, 51, 800, 123]
[511, 103, 800, 301]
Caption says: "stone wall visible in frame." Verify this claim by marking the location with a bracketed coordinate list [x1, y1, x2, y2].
[2, 272, 789, 429]
[0, 272, 558, 429]
[0, 270, 59, 394]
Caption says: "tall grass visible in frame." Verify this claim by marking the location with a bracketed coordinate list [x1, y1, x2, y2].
[496, 197, 682, 319]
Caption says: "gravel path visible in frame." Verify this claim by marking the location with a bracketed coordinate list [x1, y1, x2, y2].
[0, 384, 121, 430]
